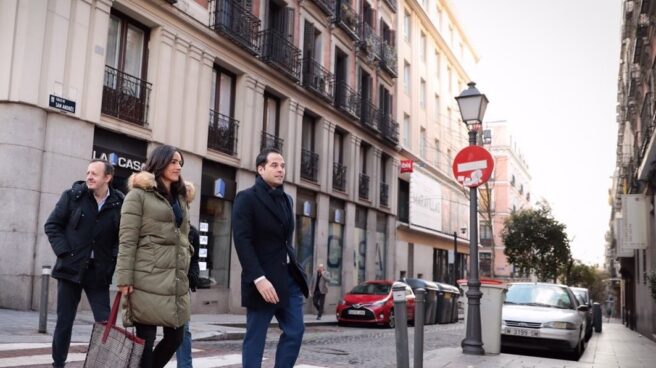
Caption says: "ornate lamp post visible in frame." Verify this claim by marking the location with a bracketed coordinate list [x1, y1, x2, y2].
[455, 82, 488, 355]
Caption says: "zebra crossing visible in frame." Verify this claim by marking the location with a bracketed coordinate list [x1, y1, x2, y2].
[0, 343, 328, 368]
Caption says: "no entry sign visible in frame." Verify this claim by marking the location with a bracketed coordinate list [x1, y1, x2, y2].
[452, 146, 494, 188]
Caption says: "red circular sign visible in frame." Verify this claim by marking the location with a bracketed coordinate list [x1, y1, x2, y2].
[452, 146, 494, 188]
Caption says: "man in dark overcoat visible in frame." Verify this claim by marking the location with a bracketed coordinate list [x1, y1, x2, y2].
[44, 159, 123, 368]
[232, 148, 309, 368]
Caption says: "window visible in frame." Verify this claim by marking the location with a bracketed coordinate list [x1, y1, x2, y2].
[480, 253, 492, 277]
[459, 42, 464, 60]
[103, 11, 151, 125]
[511, 174, 516, 186]
[211, 67, 236, 118]
[436, 6, 443, 30]
[434, 139, 440, 166]
[263, 93, 280, 137]
[404, 62, 411, 94]
[435, 51, 441, 80]
[480, 222, 493, 240]
[403, 12, 411, 42]
[334, 131, 344, 163]
[447, 66, 453, 96]
[447, 107, 452, 126]
[434, 94, 440, 121]
[419, 128, 426, 158]
[447, 148, 452, 169]
[403, 114, 411, 148]
[360, 144, 369, 174]
[420, 79, 426, 108]
[448, 25, 454, 46]
[208, 66, 237, 155]
[420, 32, 426, 61]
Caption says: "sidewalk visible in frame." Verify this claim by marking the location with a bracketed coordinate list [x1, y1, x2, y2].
[421, 319, 656, 368]
[0, 308, 337, 344]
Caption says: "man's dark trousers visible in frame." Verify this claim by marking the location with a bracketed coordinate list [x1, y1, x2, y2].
[242, 268, 305, 368]
[52, 262, 110, 367]
[312, 292, 326, 318]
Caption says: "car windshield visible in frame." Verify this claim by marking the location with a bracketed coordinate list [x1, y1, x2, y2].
[572, 289, 589, 304]
[505, 284, 575, 309]
[350, 283, 391, 295]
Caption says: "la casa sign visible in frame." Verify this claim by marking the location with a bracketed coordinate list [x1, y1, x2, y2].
[92, 149, 144, 171]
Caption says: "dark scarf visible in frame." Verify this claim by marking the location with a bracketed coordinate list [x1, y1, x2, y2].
[256, 176, 292, 235]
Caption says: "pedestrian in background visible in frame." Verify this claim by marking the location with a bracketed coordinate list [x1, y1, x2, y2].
[176, 221, 200, 368]
[310, 263, 330, 320]
[45, 159, 124, 368]
[115, 145, 194, 368]
[232, 147, 309, 368]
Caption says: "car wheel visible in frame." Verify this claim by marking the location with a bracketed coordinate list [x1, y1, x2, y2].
[387, 310, 395, 329]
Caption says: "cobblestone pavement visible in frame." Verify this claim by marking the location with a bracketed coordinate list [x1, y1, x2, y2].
[197, 321, 465, 368]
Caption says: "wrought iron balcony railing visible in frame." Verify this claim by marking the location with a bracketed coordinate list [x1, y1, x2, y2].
[260, 131, 284, 152]
[380, 41, 398, 77]
[209, 0, 261, 55]
[360, 100, 380, 132]
[102, 65, 152, 126]
[333, 0, 360, 41]
[379, 114, 400, 146]
[333, 162, 347, 191]
[383, 0, 397, 12]
[359, 173, 370, 200]
[359, 22, 383, 61]
[310, 0, 336, 16]
[334, 81, 361, 120]
[302, 57, 335, 102]
[301, 149, 319, 182]
[380, 182, 389, 207]
[208, 109, 239, 156]
[258, 30, 302, 82]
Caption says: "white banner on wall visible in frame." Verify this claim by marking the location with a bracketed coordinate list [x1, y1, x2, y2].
[621, 194, 648, 250]
[613, 214, 633, 257]
[410, 171, 442, 232]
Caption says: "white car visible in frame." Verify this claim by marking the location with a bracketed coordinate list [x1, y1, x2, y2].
[501, 283, 589, 359]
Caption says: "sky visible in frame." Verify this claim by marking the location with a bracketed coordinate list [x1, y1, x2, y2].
[450, 0, 622, 266]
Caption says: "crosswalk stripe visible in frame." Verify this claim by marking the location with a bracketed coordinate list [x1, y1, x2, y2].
[164, 354, 243, 368]
[0, 353, 86, 367]
[0, 343, 85, 351]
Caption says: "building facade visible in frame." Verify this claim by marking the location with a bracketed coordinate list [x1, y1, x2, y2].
[480, 120, 532, 279]
[394, 0, 478, 284]
[609, 0, 656, 341]
[0, 0, 401, 314]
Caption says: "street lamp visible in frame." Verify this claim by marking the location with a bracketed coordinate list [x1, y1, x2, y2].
[455, 82, 488, 355]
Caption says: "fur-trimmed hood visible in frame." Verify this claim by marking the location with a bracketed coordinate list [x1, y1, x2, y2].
[127, 171, 195, 203]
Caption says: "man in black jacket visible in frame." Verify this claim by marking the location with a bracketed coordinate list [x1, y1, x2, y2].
[44, 159, 124, 368]
[232, 148, 309, 368]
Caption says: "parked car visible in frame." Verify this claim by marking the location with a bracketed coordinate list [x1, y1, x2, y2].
[570, 287, 593, 340]
[336, 280, 415, 328]
[501, 283, 589, 359]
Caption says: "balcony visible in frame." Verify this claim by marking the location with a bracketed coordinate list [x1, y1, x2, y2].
[208, 109, 239, 156]
[209, 0, 261, 55]
[359, 22, 383, 62]
[380, 182, 389, 207]
[359, 173, 370, 200]
[334, 81, 361, 120]
[333, 0, 360, 41]
[301, 149, 319, 182]
[380, 41, 398, 77]
[102, 66, 151, 126]
[260, 131, 284, 152]
[383, 0, 396, 12]
[360, 100, 379, 132]
[310, 0, 336, 17]
[333, 162, 347, 191]
[378, 114, 400, 146]
[258, 30, 302, 82]
[302, 57, 335, 102]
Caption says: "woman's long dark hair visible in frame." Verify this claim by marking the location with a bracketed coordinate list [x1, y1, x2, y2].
[143, 145, 187, 200]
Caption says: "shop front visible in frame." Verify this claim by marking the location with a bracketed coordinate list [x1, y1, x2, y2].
[91, 128, 147, 193]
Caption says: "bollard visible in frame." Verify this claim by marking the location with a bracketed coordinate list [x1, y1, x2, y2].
[393, 284, 409, 368]
[414, 288, 425, 368]
[38, 265, 51, 333]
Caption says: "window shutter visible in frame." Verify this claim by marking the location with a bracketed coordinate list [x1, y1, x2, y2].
[285, 7, 295, 39]
[303, 22, 315, 61]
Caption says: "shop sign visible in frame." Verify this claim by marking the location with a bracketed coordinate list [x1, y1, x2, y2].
[400, 159, 414, 173]
[92, 147, 144, 171]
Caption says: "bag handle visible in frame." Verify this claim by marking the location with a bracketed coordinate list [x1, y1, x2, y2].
[102, 291, 123, 343]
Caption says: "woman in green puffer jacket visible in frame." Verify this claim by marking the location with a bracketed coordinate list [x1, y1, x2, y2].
[115, 145, 195, 368]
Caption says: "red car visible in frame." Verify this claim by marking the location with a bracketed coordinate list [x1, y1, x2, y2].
[336, 280, 415, 328]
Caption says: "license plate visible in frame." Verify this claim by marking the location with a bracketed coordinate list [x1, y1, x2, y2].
[348, 309, 365, 315]
[504, 327, 539, 337]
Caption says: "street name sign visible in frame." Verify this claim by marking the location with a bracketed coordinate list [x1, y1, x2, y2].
[452, 146, 494, 188]
[49, 95, 76, 113]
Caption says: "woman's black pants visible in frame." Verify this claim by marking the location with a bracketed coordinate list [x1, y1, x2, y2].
[134, 322, 185, 368]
